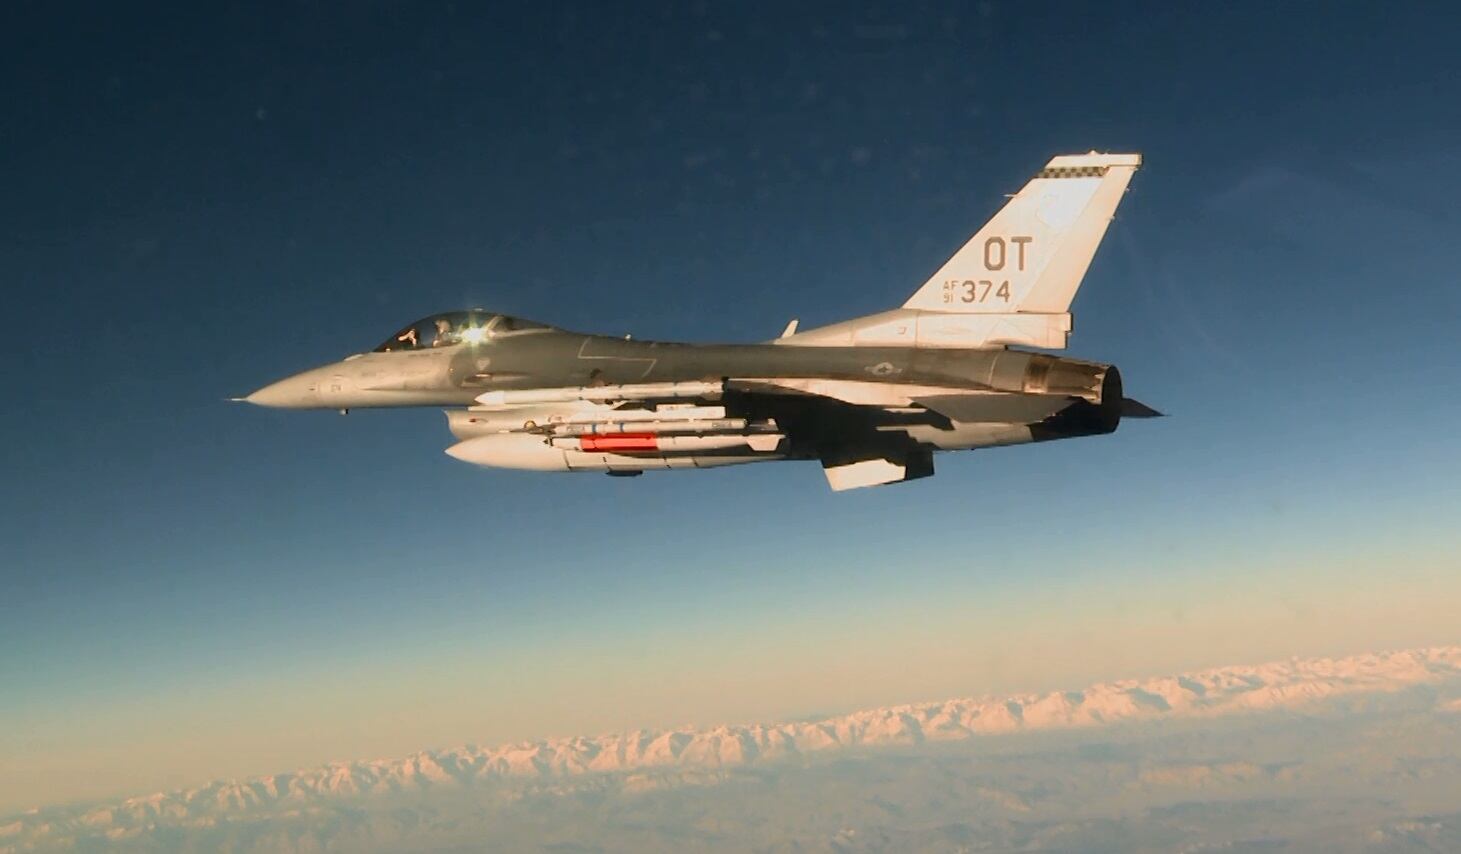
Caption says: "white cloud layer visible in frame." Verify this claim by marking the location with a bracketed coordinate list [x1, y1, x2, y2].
[5, 646, 1460, 852]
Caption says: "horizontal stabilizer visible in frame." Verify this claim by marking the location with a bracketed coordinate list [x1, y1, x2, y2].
[1120, 398, 1164, 418]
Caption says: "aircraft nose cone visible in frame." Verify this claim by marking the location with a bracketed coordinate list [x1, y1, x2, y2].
[243, 374, 319, 408]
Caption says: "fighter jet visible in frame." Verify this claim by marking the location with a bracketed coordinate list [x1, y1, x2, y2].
[242, 152, 1158, 490]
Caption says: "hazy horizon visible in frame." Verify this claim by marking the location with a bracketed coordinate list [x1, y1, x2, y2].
[9, 644, 1461, 851]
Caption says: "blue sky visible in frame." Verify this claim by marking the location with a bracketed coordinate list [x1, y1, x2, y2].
[2, 1, 1459, 810]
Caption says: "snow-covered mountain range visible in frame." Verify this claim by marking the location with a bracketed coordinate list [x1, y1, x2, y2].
[5, 646, 1459, 852]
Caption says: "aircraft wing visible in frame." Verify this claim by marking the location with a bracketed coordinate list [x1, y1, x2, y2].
[728, 378, 1067, 420]
[727, 378, 1064, 491]
[729, 377, 1160, 422]
[726, 377, 1161, 490]
[458, 378, 1155, 491]
[473, 378, 1076, 422]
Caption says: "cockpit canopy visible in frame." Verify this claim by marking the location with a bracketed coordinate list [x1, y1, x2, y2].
[373, 311, 551, 352]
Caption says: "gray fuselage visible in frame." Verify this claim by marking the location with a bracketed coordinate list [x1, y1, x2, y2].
[247, 325, 1124, 466]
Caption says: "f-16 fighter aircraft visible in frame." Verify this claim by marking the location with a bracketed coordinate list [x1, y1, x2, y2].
[242, 152, 1158, 490]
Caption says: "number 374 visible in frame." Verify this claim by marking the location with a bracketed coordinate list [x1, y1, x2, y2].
[947, 279, 1011, 304]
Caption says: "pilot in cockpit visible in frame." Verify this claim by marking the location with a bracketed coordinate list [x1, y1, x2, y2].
[432, 317, 453, 347]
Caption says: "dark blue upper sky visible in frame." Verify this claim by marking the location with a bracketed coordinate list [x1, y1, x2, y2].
[3, 1, 1460, 808]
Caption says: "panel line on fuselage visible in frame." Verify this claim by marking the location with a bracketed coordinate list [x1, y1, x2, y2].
[575, 337, 658, 380]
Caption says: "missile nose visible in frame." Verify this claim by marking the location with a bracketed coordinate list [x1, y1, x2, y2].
[242, 373, 320, 408]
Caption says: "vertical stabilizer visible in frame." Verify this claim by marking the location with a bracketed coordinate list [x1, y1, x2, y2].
[778, 152, 1140, 349]
[903, 152, 1139, 315]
